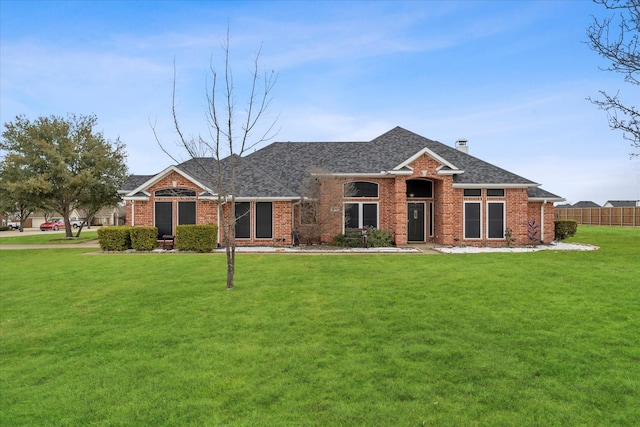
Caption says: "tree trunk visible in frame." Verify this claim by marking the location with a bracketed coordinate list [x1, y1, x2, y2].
[226, 246, 235, 289]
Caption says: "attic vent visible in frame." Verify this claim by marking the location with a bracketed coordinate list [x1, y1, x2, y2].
[455, 139, 469, 153]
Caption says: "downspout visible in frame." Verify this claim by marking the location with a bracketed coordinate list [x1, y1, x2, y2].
[541, 199, 547, 244]
[292, 199, 302, 244]
[131, 200, 135, 227]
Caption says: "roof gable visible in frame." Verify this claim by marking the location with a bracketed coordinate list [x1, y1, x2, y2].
[124, 165, 213, 198]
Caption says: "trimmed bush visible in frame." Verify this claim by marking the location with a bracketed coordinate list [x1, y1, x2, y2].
[130, 227, 158, 251]
[333, 227, 394, 248]
[176, 224, 218, 252]
[555, 220, 578, 241]
[98, 226, 132, 251]
[367, 228, 394, 247]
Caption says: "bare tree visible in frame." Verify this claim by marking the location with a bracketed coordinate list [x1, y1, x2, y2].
[154, 31, 277, 289]
[587, 0, 640, 156]
[298, 169, 355, 244]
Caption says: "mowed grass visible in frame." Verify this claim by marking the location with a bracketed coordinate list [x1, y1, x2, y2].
[0, 229, 98, 244]
[1, 226, 638, 426]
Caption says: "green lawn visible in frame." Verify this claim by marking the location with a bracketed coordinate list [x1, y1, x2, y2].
[1, 226, 638, 426]
[0, 229, 98, 244]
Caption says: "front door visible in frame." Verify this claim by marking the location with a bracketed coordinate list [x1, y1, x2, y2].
[407, 202, 425, 241]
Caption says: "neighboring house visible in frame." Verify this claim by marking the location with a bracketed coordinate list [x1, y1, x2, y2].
[91, 205, 125, 226]
[120, 127, 563, 247]
[29, 209, 83, 229]
[555, 203, 572, 209]
[572, 201, 600, 208]
[603, 200, 640, 207]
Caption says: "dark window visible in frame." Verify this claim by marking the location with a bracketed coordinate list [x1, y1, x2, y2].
[178, 201, 196, 225]
[347, 181, 378, 198]
[345, 203, 359, 229]
[255, 202, 273, 239]
[406, 180, 433, 198]
[487, 189, 505, 197]
[155, 201, 173, 238]
[487, 202, 505, 239]
[155, 188, 196, 197]
[429, 202, 434, 237]
[464, 189, 482, 197]
[362, 203, 377, 227]
[235, 202, 251, 239]
[464, 202, 481, 239]
[344, 203, 377, 229]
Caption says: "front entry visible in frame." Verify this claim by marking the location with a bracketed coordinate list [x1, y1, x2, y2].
[407, 202, 425, 241]
[155, 201, 173, 239]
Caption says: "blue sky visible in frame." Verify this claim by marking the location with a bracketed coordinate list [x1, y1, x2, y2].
[2, 0, 639, 205]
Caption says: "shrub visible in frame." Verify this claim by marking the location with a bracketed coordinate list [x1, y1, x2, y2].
[130, 227, 158, 251]
[98, 226, 132, 251]
[176, 224, 218, 252]
[333, 227, 394, 248]
[332, 231, 366, 248]
[555, 220, 578, 241]
[366, 227, 394, 247]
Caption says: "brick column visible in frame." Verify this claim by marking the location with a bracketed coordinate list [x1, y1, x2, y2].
[394, 177, 407, 246]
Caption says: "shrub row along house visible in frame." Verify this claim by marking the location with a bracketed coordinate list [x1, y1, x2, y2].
[120, 127, 563, 247]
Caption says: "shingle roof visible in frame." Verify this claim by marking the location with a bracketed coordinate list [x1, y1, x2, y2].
[572, 201, 600, 208]
[120, 175, 155, 192]
[604, 200, 638, 207]
[123, 127, 561, 200]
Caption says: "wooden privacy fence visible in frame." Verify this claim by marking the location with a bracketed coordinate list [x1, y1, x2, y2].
[555, 207, 640, 227]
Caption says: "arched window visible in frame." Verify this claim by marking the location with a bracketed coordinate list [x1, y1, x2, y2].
[345, 181, 378, 198]
[155, 188, 196, 197]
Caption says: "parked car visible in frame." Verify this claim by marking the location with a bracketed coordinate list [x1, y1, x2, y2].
[6, 220, 20, 230]
[40, 219, 65, 231]
[70, 218, 85, 229]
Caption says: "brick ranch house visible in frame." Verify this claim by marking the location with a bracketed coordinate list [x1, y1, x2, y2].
[120, 127, 563, 247]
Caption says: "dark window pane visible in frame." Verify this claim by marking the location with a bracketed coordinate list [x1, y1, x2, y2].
[464, 202, 481, 239]
[155, 188, 196, 197]
[488, 202, 504, 238]
[348, 181, 378, 197]
[362, 203, 377, 227]
[344, 203, 359, 228]
[464, 189, 481, 197]
[235, 202, 251, 238]
[487, 189, 505, 197]
[255, 202, 273, 239]
[155, 201, 173, 238]
[406, 180, 433, 198]
[178, 201, 196, 225]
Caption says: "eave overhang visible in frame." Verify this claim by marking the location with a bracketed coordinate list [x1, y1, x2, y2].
[452, 183, 540, 189]
[395, 147, 462, 174]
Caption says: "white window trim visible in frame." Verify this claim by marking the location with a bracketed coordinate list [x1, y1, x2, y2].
[343, 202, 379, 230]
[487, 201, 506, 240]
[463, 201, 482, 240]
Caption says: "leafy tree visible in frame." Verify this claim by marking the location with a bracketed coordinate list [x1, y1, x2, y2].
[587, 0, 640, 156]
[1, 114, 128, 237]
[154, 31, 277, 290]
[0, 155, 46, 231]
